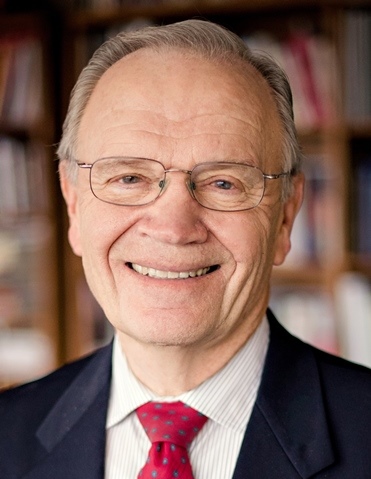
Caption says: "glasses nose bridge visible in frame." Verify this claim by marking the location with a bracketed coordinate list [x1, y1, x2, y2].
[161, 167, 194, 197]
[163, 167, 192, 176]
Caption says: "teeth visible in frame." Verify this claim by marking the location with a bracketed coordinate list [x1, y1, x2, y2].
[131, 263, 211, 279]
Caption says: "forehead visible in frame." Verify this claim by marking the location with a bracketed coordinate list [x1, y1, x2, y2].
[77, 47, 282, 165]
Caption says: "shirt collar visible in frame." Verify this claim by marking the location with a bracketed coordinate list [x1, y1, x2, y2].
[106, 316, 269, 434]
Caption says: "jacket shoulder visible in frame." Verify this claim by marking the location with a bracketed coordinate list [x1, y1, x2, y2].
[0, 345, 112, 478]
[313, 346, 371, 402]
[0, 345, 111, 428]
[270, 309, 371, 391]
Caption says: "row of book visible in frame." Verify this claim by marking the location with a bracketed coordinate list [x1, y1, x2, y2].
[0, 217, 56, 385]
[286, 149, 371, 260]
[260, 8, 371, 125]
[271, 272, 371, 368]
[243, 31, 338, 131]
[0, 20, 56, 387]
[0, 34, 43, 128]
[353, 156, 371, 254]
[0, 136, 50, 217]
[246, 8, 371, 126]
[344, 10, 371, 123]
[285, 153, 343, 265]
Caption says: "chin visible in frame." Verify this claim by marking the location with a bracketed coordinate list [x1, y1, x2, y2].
[117, 313, 215, 348]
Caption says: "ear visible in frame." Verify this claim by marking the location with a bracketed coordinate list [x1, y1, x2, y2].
[273, 172, 305, 266]
[59, 162, 82, 257]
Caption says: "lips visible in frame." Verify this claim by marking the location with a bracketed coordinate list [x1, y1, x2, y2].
[130, 263, 215, 279]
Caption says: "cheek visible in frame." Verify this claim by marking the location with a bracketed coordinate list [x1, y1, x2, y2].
[77, 201, 134, 269]
[216, 210, 281, 310]
[219, 212, 275, 266]
[76, 203, 137, 319]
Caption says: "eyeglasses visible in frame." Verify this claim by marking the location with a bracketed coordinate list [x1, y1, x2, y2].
[77, 157, 292, 212]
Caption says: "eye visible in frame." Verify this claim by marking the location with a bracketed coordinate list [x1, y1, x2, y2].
[204, 175, 244, 194]
[119, 175, 141, 184]
[108, 173, 149, 188]
[214, 179, 234, 190]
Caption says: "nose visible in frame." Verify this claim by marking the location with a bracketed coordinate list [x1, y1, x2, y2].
[137, 172, 208, 245]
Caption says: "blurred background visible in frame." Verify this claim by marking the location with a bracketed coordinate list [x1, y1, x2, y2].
[1, 0, 371, 387]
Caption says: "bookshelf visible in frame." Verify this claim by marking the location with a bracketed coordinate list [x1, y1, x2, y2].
[57, 0, 371, 367]
[0, 13, 61, 387]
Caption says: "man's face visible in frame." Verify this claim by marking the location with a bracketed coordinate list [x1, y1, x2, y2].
[61, 48, 302, 353]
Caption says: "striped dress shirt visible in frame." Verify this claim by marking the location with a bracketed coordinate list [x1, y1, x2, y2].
[105, 317, 269, 479]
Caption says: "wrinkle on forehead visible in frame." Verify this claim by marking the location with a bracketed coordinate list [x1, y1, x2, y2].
[89, 132, 262, 168]
[84, 46, 273, 121]
[95, 110, 264, 139]
[78, 47, 282, 170]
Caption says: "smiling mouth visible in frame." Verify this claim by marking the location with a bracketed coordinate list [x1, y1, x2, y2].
[129, 263, 218, 279]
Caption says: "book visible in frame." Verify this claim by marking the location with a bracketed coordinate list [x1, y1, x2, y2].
[243, 30, 338, 130]
[334, 272, 371, 368]
[285, 153, 341, 266]
[344, 10, 371, 122]
[0, 136, 49, 217]
[270, 285, 338, 355]
[355, 158, 371, 254]
[0, 34, 43, 128]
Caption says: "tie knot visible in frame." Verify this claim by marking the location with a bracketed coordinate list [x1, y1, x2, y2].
[136, 401, 207, 448]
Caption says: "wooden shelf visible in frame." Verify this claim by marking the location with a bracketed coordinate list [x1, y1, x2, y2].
[348, 254, 371, 276]
[272, 264, 328, 285]
[66, 0, 371, 30]
[348, 123, 371, 138]
[67, 0, 371, 24]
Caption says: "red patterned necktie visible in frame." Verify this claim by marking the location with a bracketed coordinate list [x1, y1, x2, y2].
[136, 401, 208, 479]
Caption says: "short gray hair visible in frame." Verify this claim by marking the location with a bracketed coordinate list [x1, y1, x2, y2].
[57, 19, 302, 197]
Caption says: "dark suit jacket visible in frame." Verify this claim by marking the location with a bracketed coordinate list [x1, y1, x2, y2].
[1, 310, 371, 478]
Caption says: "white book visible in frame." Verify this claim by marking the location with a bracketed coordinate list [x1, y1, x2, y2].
[334, 272, 371, 368]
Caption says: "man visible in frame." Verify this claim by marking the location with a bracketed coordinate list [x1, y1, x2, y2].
[1, 19, 371, 479]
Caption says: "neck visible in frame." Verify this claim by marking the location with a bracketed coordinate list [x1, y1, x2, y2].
[116, 314, 263, 396]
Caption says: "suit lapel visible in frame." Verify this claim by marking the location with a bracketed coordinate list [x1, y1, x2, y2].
[232, 310, 335, 479]
[14, 312, 336, 478]
[23, 344, 112, 479]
